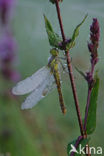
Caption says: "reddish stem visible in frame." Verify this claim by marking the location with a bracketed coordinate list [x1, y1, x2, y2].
[55, 0, 84, 136]
[55, 0, 65, 41]
[70, 136, 83, 156]
[55, 1, 92, 155]
[66, 52, 84, 136]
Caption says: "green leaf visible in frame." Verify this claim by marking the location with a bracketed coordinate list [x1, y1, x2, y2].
[67, 138, 90, 156]
[86, 73, 100, 135]
[67, 140, 76, 156]
[66, 14, 88, 50]
[75, 66, 86, 79]
[44, 15, 62, 48]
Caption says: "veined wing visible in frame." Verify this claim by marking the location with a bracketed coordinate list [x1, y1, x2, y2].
[12, 66, 51, 95]
[21, 71, 56, 109]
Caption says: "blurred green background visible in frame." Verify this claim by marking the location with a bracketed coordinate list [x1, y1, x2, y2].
[0, 0, 104, 155]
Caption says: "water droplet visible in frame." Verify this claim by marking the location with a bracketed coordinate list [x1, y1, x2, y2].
[60, 80, 63, 84]
[42, 90, 48, 97]
[64, 64, 67, 67]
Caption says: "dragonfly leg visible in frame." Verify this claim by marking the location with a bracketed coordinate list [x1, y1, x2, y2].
[58, 56, 72, 62]
[58, 60, 69, 74]
[58, 56, 66, 60]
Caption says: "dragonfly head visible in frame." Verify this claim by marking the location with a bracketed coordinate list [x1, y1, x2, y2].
[50, 48, 59, 57]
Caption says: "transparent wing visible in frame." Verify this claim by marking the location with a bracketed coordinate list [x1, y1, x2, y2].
[12, 66, 50, 95]
[21, 73, 56, 109]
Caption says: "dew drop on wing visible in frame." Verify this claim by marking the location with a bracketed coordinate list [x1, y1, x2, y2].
[42, 89, 48, 97]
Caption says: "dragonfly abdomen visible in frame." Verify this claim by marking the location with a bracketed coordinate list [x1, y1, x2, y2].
[54, 68, 66, 114]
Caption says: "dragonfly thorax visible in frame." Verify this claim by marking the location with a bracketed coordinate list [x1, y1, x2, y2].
[50, 48, 59, 56]
[48, 55, 59, 73]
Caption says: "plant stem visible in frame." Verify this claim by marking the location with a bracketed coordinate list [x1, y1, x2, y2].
[70, 136, 83, 156]
[55, 1, 92, 155]
[55, 0, 84, 136]
[55, 0, 65, 41]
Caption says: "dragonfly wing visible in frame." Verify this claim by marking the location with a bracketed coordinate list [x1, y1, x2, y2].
[21, 73, 56, 109]
[42, 74, 56, 96]
[12, 66, 50, 95]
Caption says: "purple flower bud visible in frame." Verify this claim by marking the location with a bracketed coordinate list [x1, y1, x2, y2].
[88, 18, 100, 65]
[90, 34, 99, 44]
[0, 31, 20, 82]
[49, 0, 63, 4]
[58, 38, 71, 50]
[0, 32, 17, 63]
[86, 72, 92, 82]
[1, 65, 20, 82]
[90, 18, 100, 44]
[0, 0, 15, 24]
[91, 57, 99, 65]
[88, 43, 94, 53]
[90, 18, 100, 34]
[85, 72, 95, 88]
[9, 70, 20, 82]
[0, 0, 20, 83]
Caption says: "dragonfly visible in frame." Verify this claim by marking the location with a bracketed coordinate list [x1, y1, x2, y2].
[12, 49, 66, 114]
